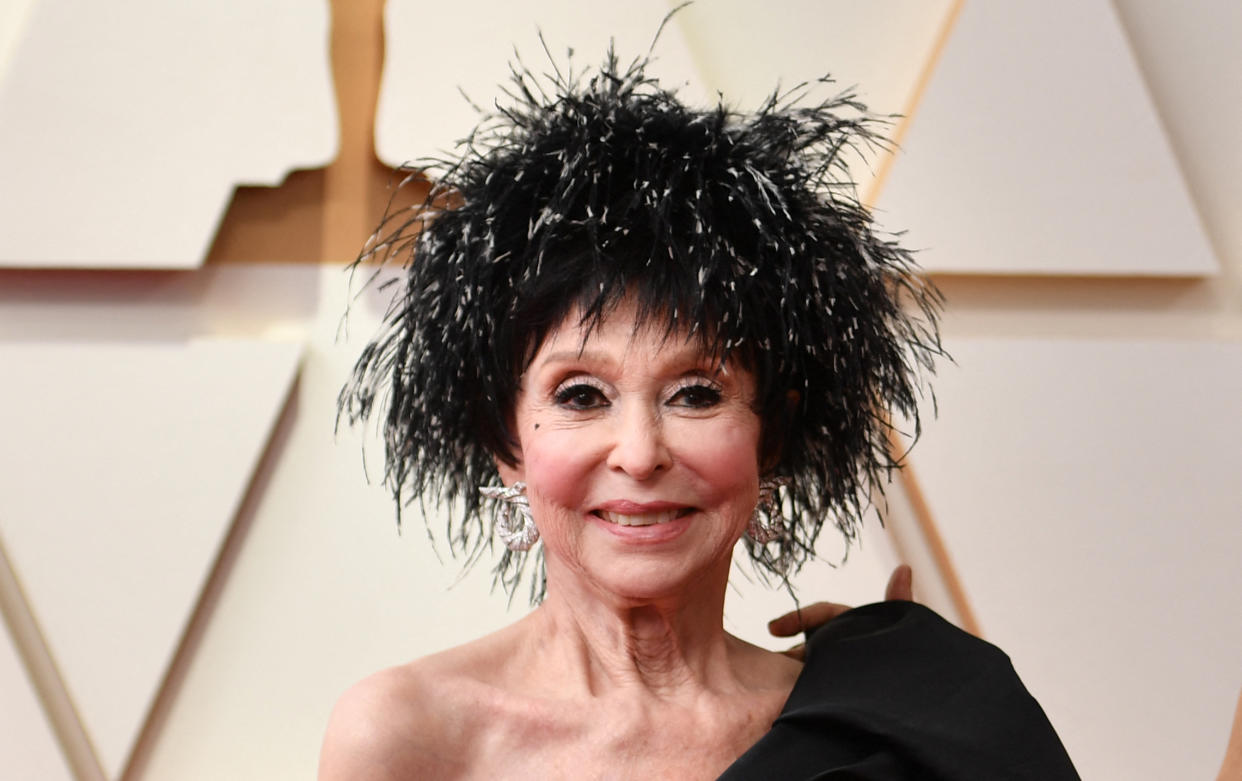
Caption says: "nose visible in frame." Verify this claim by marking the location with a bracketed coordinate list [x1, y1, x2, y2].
[606, 407, 672, 480]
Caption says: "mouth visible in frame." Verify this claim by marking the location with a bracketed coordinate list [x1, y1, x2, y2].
[592, 508, 695, 527]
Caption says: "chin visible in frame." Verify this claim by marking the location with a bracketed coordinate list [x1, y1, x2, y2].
[572, 552, 734, 605]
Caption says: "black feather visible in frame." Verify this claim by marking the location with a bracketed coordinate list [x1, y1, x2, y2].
[339, 33, 945, 602]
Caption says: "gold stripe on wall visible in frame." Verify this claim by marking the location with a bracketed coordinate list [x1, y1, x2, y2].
[0, 537, 107, 781]
[888, 430, 983, 636]
[856, 0, 982, 635]
[862, 0, 965, 211]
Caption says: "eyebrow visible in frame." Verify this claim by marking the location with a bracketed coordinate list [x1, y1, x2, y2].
[536, 347, 727, 376]
[538, 349, 616, 366]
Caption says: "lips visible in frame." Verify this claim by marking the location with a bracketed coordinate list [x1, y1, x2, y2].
[587, 503, 696, 544]
[591, 501, 696, 528]
[595, 509, 686, 527]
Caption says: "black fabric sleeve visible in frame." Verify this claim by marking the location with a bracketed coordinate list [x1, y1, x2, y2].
[718, 601, 1079, 780]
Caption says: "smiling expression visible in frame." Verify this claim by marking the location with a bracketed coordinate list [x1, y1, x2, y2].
[498, 299, 764, 602]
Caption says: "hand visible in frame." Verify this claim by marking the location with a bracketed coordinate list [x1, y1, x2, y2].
[768, 564, 913, 661]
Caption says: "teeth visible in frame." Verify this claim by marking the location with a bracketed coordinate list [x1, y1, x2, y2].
[599, 509, 683, 527]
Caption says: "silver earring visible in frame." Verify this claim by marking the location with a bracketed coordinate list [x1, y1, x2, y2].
[480, 481, 539, 551]
[747, 477, 789, 544]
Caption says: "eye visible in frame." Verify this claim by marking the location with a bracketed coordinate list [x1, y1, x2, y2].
[667, 381, 723, 409]
[553, 379, 610, 410]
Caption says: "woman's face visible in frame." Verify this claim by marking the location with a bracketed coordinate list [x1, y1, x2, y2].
[499, 298, 763, 602]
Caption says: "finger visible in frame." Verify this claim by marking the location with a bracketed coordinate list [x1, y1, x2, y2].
[781, 643, 807, 662]
[768, 601, 853, 637]
[885, 564, 913, 602]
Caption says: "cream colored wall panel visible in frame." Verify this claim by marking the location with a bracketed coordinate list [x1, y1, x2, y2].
[375, 0, 707, 167]
[909, 338, 1242, 779]
[0, 0, 38, 78]
[1112, 0, 1242, 273]
[0, 0, 337, 269]
[673, 0, 955, 199]
[0, 339, 302, 777]
[0, 617, 74, 781]
[673, 0, 953, 113]
[877, 0, 1218, 275]
[377, 0, 953, 201]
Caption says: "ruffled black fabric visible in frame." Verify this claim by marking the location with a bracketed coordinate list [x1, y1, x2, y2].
[720, 602, 1079, 780]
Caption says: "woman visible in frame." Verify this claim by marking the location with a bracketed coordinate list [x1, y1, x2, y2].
[322, 45, 1077, 779]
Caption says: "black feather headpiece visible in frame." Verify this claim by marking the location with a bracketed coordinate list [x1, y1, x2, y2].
[340, 39, 944, 602]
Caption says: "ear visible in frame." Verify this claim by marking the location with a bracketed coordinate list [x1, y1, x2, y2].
[760, 390, 802, 474]
[494, 405, 526, 485]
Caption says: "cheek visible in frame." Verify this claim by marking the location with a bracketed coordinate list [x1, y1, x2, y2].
[519, 427, 595, 511]
[671, 415, 763, 504]
[694, 441, 758, 484]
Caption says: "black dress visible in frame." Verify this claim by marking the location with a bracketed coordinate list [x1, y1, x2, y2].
[718, 601, 1079, 780]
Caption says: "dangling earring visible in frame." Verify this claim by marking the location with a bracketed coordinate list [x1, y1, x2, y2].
[748, 477, 789, 544]
[480, 481, 539, 551]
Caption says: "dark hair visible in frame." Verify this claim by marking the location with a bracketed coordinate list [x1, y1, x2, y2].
[339, 43, 944, 602]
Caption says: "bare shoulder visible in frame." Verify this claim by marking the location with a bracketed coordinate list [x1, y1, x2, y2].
[318, 656, 474, 781]
[318, 626, 536, 781]
[318, 663, 443, 781]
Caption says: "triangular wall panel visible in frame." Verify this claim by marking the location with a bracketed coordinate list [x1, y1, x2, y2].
[0, 0, 337, 268]
[876, 0, 1217, 275]
[0, 339, 302, 777]
[908, 338, 1242, 778]
[375, 0, 709, 167]
[672, 0, 957, 201]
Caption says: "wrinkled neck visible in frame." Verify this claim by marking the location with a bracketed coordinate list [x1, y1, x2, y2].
[533, 556, 739, 697]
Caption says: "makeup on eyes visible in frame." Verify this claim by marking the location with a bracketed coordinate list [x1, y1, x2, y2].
[548, 372, 728, 411]
[552, 376, 610, 409]
[664, 375, 724, 408]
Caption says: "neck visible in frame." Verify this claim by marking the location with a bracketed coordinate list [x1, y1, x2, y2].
[532, 557, 739, 698]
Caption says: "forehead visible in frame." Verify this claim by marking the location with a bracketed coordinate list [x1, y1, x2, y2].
[532, 297, 718, 368]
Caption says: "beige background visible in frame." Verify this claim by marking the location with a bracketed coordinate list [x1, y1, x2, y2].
[0, 1, 1239, 779]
